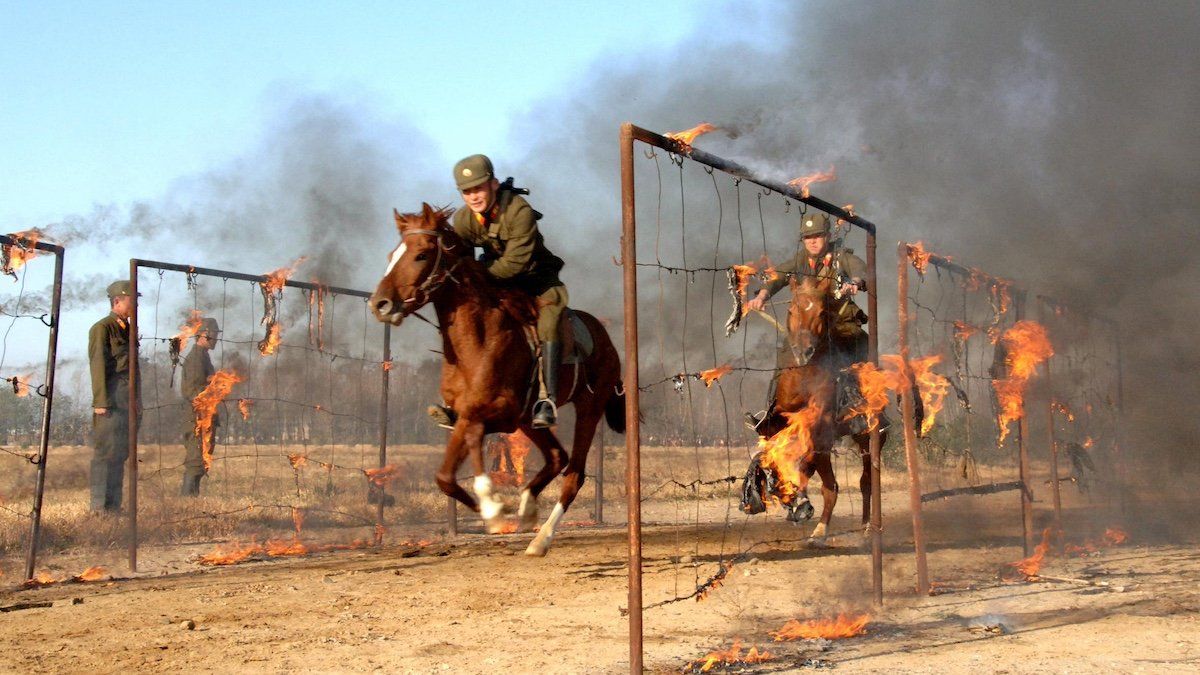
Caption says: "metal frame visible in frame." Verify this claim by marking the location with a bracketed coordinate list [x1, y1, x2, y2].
[621, 123, 884, 672]
[1035, 294, 1125, 525]
[897, 242, 1034, 595]
[2, 234, 66, 581]
[126, 258, 391, 572]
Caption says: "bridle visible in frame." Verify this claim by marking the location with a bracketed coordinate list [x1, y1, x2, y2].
[396, 227, 463, 315]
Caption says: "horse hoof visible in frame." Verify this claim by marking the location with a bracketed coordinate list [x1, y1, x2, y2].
[524, 539, 550, 557]
[807, 536, 829, 549]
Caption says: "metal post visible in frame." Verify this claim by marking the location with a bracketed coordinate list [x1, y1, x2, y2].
[620, 122, 644, 674]
[376, 324, 391, 531]
[1038, 299, 1063, 533]
[1014, 293, 1034, 556]
[595, 424, 605, 524]
[447, 496, 458, 536]
[866, 233, 883, 606]
[1113, 332, 1127, 517]
[127, 260, 140, 572]
[23, 244, 64, 581]
[897, 243, 929, 595]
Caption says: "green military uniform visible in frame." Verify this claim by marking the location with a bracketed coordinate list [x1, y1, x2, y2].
[180, 318, 219, 496]
[763, 241, 869, 364]
[450, 182, 567, 342]
[451, 154, 568, 428]
[88, 281, 140, 512]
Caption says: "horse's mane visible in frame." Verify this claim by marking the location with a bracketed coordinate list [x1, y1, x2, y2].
[399, 205, 540, 328]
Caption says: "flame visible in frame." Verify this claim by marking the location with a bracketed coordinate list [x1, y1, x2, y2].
[837, 203, 856, 225]
[257, 323, 282, 356]
[665, 122, 717, 147]
[381, 360, 393, 372]
[786, 165, 837, 198]
[1005, 527, 1053, 578]
[696, 563, 732, 602]
[192, 369, 244, 471]
[262, 257, 307, 294]
[238, 398, 253, 420]
[2, 229, 44, 277]
[364, 464, 402, 488]
[287, 453, 307, 470]
[770, 613, 871, 641]
[73, 566, 108, 582]
[731, 263, 758, 298]
[910, 355, 950, 435]
[291, 507, 305, 536]
[953, 321, 979, 342]
[1104, 526, 1128, 545]
[687, 640, 773, 672]
[757, 404, 823, 504]
[1051, 400, 1075, 422]
[173, 310, 206, 354]
[7, 372, 34, 397]
[1082, 436, 1095, 449]
[491, 431, 533, 487]
[699, 364, 733, 387]
[907, 241, 932, 275]
[993, 321, 1054, 443]
[199, 535, 380, 566]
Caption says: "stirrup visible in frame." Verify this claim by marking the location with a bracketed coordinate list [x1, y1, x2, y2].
[744, 410, 768, 432]
[531, 399, 557, 429]
[427, 404, 457, 430]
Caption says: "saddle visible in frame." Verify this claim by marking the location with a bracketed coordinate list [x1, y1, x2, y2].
[558, 309, 594, 365]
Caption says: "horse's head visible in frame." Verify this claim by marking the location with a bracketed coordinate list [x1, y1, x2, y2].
[370, 203, 465, 325]
[786, 275, 834, 366]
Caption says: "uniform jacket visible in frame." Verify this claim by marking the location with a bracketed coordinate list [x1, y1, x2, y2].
[452, 187, 564, 292]
[89, 312, 139, 409]
[764, 246, 869, 335]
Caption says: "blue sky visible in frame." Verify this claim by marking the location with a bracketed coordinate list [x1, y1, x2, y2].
[0, 0, 730, 224]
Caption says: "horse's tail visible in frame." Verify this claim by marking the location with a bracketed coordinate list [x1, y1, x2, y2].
[605, 383, 627, 433]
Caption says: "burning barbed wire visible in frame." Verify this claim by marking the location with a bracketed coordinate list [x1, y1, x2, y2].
[786, 165, 837, 198]
[192, 369, 244, 471]
[665, 122, 717, 151]
[685, 639, 773, 673]
[258, 257, 307, 356]
[993, 320, 1054, 444]
[1, 228, 45, 279]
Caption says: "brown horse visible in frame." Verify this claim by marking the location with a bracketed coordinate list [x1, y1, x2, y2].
[369, 204, 624, 556]
[757, 274, 881, 543]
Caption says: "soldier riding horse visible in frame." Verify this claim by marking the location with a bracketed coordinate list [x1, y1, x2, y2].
[370, 204, 624, 556]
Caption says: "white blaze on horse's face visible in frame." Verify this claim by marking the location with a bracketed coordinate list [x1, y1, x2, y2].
[385, 242, 407, 278]
[805, 299, 814, 312]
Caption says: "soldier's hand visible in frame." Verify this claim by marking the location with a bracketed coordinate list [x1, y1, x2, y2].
[745, 290, 769, 312]
[839, 282, 860, 297]
[94, 407, 109, 416]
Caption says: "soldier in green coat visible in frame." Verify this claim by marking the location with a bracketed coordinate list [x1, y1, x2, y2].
[180, 317, 220, 496]
[445, 154, 568, 428]
[743, 213, 871, 431]
[88, 280, 140, 513]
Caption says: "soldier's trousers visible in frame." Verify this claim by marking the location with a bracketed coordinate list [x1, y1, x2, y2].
[535, 284, 568, 344]
[91, 408, 131, 512]
[181, 426, 212, 496]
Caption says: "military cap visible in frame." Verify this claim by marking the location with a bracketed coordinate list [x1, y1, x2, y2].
[453, 154, 495, 190]
[799, 212, 831, 238]
[199, 317, 221, 337]
[105, 280, 141, 298]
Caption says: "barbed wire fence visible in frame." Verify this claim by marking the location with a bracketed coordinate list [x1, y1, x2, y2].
[618, 124, 886, 669]
[0, 231, 64, 581]
[123, 259, 407, 571]
[1035, 294, 1124, 528]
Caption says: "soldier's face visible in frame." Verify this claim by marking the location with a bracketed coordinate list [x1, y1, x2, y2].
[803, 235, 827, 256]
[112, 295, 134, 318]
[460, 178, 499, 214]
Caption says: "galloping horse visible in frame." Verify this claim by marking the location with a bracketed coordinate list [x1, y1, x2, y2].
[756, 274, 883, 542]
[369, 204, 624, 556]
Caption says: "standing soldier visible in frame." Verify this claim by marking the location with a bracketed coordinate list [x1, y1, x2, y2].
[88, 280, 139, 514]
[180, 318, 220, 496]
[743, 212, 872, 432]
[430, 154, 567, 428]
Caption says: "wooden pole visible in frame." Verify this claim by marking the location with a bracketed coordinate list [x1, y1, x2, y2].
[897, 243, 929, 595]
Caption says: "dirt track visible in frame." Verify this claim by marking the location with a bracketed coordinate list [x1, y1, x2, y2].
[2, 487, 1198, 674]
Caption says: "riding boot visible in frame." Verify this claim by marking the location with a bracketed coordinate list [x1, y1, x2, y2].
[427, 404, 457, 430]
[532, 341, 561, 429]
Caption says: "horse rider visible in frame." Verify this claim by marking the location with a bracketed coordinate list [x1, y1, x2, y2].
[743, 212, 872, 433]
[429, 154, 568, 429]
[180, 317, 220, 496]
[88, 280, 140, 514]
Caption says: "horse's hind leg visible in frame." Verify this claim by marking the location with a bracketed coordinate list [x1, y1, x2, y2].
[517, 426, 568, 533]
[855, 431, 874, 538]
[525, 405, 601, 557]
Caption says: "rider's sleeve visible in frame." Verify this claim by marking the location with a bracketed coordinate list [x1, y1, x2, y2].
[485, 203, 537, 280]
[762, 253, 800, 299]
[842, 251, 867, 288]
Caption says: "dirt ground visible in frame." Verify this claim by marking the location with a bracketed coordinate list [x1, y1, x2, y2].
[2, 460, 1197, 674]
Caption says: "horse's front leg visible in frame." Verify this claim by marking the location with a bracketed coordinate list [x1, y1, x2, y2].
[435, 418, 482, 517]
[458, 418, 510, 534]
